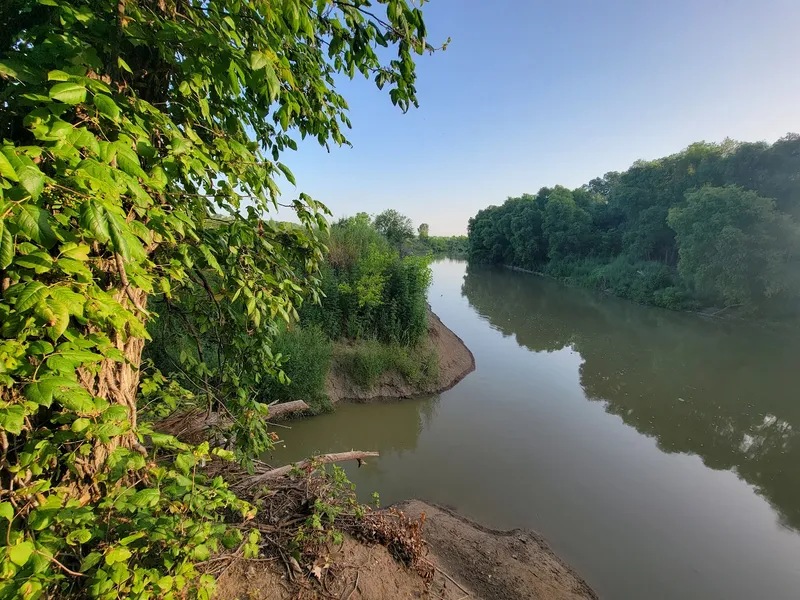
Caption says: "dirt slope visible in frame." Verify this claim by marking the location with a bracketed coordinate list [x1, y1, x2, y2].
[400, 501, 598, 600]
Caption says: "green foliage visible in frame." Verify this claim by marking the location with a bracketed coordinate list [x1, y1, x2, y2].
[301, 216, 432, 344]
[373, 209, 415, 250]
[668, 185, 800, 309]
[467, 136, 800, 313]
[333, 340, 439, 389]
[407, 235, 469, 258]
[258, 325, 333, 414]
[0, 0, 432, 597]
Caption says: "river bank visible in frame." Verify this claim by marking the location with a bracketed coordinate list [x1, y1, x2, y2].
[213, 499, 597, 600]
[326, 308, 476, 402]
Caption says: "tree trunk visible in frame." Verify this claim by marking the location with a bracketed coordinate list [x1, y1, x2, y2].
[77, 285, 148, 476]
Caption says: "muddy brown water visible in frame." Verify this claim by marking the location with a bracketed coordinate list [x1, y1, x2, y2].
[268, 260, 800, 600]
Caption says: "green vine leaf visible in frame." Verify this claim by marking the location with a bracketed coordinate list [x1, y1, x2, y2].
[17, 166, 46, 202]
[8, 541, 34, 567]
[93, 94, 120, 121]
[16, 203, 55, 247]
[0, 221, 14, 269]
[14, 281, 49, 312]
[48, 82, 88, 105]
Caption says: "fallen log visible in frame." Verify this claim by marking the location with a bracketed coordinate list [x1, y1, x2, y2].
[267, 400, 309, 419]
[248, 451, 380, 485]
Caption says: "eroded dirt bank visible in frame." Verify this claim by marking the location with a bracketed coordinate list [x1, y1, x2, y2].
[214, 500, 598, 600]
[326, 308, 476, 402]
[399, 501, 598, 600]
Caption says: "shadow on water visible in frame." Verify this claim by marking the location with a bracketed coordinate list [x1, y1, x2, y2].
[461, 263, 800, 532]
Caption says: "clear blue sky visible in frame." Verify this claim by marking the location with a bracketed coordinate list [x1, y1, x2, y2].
[278, 0, 800, 235]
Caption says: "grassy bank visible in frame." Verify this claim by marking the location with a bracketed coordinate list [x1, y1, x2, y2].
[333, 338, 439, 390]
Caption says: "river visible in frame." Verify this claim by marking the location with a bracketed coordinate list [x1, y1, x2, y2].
[269, 259, 800, 599]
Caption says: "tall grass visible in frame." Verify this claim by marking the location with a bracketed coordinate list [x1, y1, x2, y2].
[333, 340, 439, 390]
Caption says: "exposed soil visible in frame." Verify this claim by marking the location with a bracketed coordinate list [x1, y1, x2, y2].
[214, 535, 429, 600]
[213, 500, 597, 600]
[326, 308, 476, 402]
[399, 501, 598, 600]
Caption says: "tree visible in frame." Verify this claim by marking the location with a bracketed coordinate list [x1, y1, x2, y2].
[374, 209, 415, 250]
[0, 0, 432, 596]
[542, 186, 592, 260]
[668, 185, 800, 308]
[418, 222, 429, 238]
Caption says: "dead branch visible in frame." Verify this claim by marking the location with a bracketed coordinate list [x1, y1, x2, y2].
[249, 451, 379, 485]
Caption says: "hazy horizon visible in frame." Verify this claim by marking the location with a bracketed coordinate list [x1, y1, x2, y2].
[275, 0, 800, 236]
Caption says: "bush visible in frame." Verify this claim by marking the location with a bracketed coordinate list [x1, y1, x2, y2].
[259, 326, 333, 414]
[300, 217, 432, 345]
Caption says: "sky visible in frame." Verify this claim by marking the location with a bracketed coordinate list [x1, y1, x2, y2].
[276, 0, 800, 235]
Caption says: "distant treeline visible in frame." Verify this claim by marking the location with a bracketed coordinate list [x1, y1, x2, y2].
[467, 135, 800, 314]
[408, 234, 469, 258]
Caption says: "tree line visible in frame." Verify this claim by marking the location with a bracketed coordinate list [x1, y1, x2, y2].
[467, 135, 800, 313]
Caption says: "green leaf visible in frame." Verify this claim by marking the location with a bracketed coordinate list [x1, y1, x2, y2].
[16, 203, 55, 247]
[14, 250, 53, 273]
[47, 70, 71, 82]
[80, 552, 102, 572]
[61, 242, 91, 261]
[49, 82, 87, 104]
[191, 544, 210, 561]
[277, 163, 296, 186]
[175, 452, 195, 475]
[250, 51, 270, 71]
[79, 201, 110, 243]
[0, 223, 15, 269]
[71, 417, 90, 432]
[119, 532, 145, 546]
[66, 528, 92, 545]
[36, 297, 70, 340]
[15, 281, 49, 312]
[28, 508, 55, 531]
[93, 94, 120, 121]
[17, 166, 46, 201]
[107, 214, 129, 259]
[24, 376, 80, 407]
[129, 488, 159, 508]
[0, 151, 18, 182]
[53, 385, 94, 413]
[157, 576, 174, 592]
[0, 406, 25, 435]
[27, 340, 53, 355]
[0, 502, 13, 522]
[104, 546, 131, 565]
[117, 57, 133, 74]
[8, 541, 34, 566]
[57, 258, 93, 282]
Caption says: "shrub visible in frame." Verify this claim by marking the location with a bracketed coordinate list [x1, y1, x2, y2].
[300, 218, 432, 345]
[259, 326, 333, 414]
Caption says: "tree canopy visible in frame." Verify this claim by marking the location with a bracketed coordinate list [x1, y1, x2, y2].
[373, 208, 415, 249]
[0, 0, 433, 597]
[467, 136, 800, 313]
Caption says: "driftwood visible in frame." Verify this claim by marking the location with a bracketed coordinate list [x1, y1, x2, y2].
[267, 400, 309, 419]
[247, 451, 380, 486]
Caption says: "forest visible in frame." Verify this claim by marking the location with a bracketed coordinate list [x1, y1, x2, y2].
[467, 135, 800, 314]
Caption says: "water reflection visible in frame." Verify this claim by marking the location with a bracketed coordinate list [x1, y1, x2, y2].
[461, 264, 800, 531]
[269, 396, 441, 482]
